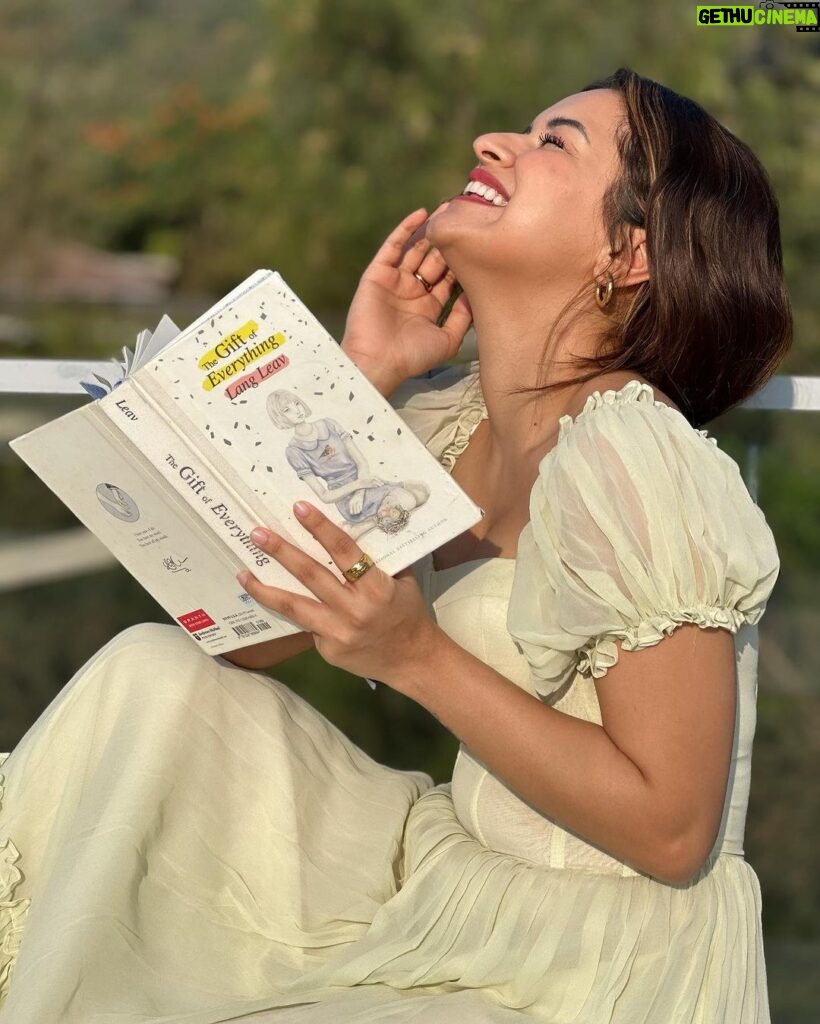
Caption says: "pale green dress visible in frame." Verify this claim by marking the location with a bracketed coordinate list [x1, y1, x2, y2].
[0, 362, 780, 1023]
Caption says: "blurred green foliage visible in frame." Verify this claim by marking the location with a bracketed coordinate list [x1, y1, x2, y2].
[0, 0, 817, 347]
[0, 3, 818, 1019]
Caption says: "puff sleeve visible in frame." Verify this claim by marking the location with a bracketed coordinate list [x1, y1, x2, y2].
[388, 360, 485, 471]
[506, 381, 781, 699]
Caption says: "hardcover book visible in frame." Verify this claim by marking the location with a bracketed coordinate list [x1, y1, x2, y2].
[9, 270, 484, 657]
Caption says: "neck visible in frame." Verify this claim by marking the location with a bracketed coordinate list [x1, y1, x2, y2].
[465, 276, 602, 475]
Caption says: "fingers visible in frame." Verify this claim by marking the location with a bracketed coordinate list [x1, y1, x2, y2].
[399, 234, 437, 280]
[244, 527, 338, 600]
[429, 266, 457, 305]
[442, 291, 473, 346]
[401, 221, 429, 258]
[373, 200, 450, 269]
[367, 208, 429, 271]
[291, 504, 372, 585]
[236, 504, 387, 644]
[237, 529, 338, 633]
[237, 572, 328, 636]
[408, 242, 447, 280]
[398, 200, 449, 269]
[364, 203, 462, 309]
[242, 506, 377, 600]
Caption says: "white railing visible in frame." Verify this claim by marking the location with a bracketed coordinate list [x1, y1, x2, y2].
[0, 359, 137, 394]
[1, 360, 818, 593]
[2, 360, 820, 407]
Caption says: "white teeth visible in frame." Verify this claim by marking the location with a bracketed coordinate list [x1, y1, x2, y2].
[461, 180, 508, 205]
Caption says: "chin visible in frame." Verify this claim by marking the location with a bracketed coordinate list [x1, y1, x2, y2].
[424, 208, 447, 246]
[424, 205, 467, 258]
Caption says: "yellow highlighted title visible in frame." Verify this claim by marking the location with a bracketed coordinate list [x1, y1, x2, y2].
[198, 320, 260, 370]
[201, 332, 286, 391]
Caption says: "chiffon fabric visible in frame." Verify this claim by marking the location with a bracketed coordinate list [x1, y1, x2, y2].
[0, 361, 779, 1023]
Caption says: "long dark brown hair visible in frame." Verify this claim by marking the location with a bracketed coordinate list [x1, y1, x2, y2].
[515, 67, 793, 429]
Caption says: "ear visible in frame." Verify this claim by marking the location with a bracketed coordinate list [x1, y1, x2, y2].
[595, 227, 650, 289]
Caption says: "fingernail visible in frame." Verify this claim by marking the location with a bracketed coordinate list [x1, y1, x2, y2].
[250, 528, 269, 544]
[294, 501, 311, 518]
[236, 570, 250, 586]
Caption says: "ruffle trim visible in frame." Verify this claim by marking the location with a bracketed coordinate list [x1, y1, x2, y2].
[0, 761, 30, 1005]
[558, 378, 718, 447]
[443, 374, 718, 476]
[438, 367, 487, 473]
[576, 603, 758, 680]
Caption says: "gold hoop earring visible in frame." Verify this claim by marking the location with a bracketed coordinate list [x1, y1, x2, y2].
[595, 272, 614, 309]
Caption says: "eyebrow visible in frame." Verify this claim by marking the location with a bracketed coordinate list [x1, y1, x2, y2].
[523, 117, 591, 146]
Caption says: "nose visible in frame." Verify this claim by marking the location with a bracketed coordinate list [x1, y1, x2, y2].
[472, 131, 525, 167]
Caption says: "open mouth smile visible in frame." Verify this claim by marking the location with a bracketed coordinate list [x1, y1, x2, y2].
[454, 169, 510, 207]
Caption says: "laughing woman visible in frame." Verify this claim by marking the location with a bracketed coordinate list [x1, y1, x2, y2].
[0, 67, 790, 1023]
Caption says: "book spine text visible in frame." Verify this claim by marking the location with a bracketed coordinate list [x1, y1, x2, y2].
[97, 380, 277, 576]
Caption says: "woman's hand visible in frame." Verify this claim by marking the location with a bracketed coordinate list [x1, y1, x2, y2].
[236, 502, 440, 695]
[341, 207, 473, 395]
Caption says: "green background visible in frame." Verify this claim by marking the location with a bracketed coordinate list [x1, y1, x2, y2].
[0, 2, 817, 1020]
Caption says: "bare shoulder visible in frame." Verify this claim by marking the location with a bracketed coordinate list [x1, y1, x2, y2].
[568, 370, 682, 418]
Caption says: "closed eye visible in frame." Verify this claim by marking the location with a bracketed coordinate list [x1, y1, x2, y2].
[538, 131, 566, 150]
[522, 117, 591, 148]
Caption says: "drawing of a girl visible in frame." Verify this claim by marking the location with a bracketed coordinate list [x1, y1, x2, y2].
[266, 389, 429, 539]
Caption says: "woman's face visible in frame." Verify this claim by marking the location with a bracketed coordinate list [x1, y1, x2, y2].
[427, 88, 626, 291]
[279, 395, 308, 426]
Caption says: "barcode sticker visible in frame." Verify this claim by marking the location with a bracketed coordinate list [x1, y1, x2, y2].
[232, 620, 273, 638]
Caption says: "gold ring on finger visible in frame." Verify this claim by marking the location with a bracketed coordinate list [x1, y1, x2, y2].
[342, 552, 375, 583]
[413, 271, 434, 293]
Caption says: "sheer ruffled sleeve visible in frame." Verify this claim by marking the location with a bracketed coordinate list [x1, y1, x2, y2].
[506, 380, 781, 700]
[388, 360, 485, 471]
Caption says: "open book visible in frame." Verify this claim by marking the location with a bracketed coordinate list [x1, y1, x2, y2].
[9, 270, 484, 659]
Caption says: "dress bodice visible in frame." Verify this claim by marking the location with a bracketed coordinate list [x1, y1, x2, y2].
[397, 363, 779, 877]
[412, 552, 762, 876]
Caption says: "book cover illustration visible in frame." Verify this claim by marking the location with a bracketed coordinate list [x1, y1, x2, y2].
[136, 271, 474, 569]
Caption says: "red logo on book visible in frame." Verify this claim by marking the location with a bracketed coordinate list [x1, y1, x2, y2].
[178, 609, 216, 633]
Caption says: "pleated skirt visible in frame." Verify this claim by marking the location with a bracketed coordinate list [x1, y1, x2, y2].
[0, 623, 770, 1023]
